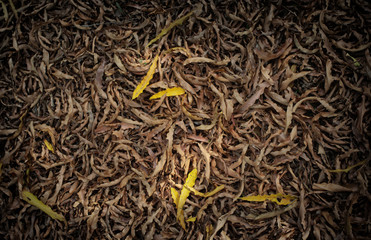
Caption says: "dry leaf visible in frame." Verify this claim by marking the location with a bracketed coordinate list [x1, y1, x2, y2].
[22, 191, 66, 224]
[239, 193, 297, 205]
[132, 54, 159, 99]
[328, 160, 367, 173]
[186, 216, 196, 222]
[183, 57, 229, 66]
[43, 139, 54, 153]
[147, 12, 194, 47]
[176, 169, 197, 230]
[149, 87, 185, 100]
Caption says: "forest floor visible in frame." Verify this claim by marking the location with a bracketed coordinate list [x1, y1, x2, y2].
[0, 1, 370, 239]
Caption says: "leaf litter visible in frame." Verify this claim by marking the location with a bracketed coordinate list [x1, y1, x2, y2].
[0, 1, 370, 239]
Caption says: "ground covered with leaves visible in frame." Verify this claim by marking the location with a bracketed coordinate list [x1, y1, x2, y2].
[0, 1, 370, 239]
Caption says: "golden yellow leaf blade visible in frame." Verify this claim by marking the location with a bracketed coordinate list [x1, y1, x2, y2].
[146, 12, 194, 47]
[186, 216, 197, 222]
[171, 187, 180, 208]
[43, 139, 55, 153]
[22, 191, 66, 224]
[204, 185, 225, 197]
[185, 184, 225, 198]
[328, 159, 367, 173]
[177, 169, 197, 230]
[178, 209, 186, 230]
[150, 87, 185, 100]
[132, 54, 159, 100]
[239, 193, 297, 205]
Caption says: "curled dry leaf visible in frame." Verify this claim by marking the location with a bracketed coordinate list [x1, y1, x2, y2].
[1, 1, 370, 239]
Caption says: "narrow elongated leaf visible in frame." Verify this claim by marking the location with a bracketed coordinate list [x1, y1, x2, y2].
[328, 159, 367, 173]
[177, 169, 197, 229]
[185, 184, 225, 198]
[150, 87, 185, 100]
[0, 0, 8, 22]
[239, 193, 297, 205]
[146, 12, 193, 47]
[22, 191, 66, 224]
[132, 54, 159, 99]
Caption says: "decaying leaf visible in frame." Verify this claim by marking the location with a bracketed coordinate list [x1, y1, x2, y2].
[239, 193, 297, 205]
[132, 54, 159, 99]
[146, 12, 194, 47]
[22, 191, 66, 224]
[149, 87, 185, 100]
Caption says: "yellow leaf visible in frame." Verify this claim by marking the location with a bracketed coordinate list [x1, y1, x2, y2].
[328, 159, 367, 173]
[132, 54, 159, 100]
[22, 191, 66, 224]
[346, 53, 361, 67]
[43, 139, 55, 153]
[150, 87, 185, 100]
[146, 12, 194, 47]
[171, 187, 180, 208]
[185, 184, 225, 198]
[206, 224, 214, 238]
[239, 193, 297, 205]
[186, 216, 196, 222]
[177, 169, 197, 230]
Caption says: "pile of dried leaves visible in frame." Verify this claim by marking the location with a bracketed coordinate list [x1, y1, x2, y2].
[0, 0, 370, 239]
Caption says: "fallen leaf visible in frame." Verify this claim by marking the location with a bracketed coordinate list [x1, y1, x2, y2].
[149, 87, 185, 100]
[147, 12, 194, 47]
[176, 169, 197, 230]
[43, 139, 54, 153]
[328, 159, 367, 173]
[22, 191, 66, 224]
[132, 54, 159, 99]
[186, 216, 196, 222]
[239, 193, 297, 205]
